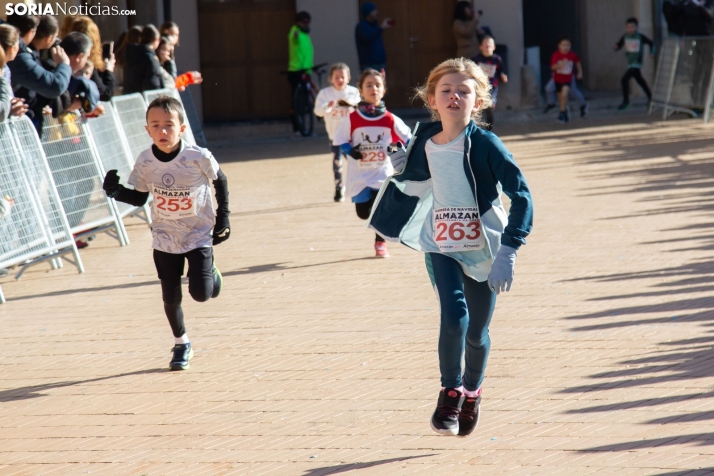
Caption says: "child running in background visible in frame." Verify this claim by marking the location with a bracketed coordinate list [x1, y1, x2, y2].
[472, 35, 506, 131]
[550, 36, 583, 123]
[102, 96, 231, 371]
[614, 17, 654, 111]
[368, 58, 533, 436]
[313, 63, 361, 202]
[333, 68, 411, 258]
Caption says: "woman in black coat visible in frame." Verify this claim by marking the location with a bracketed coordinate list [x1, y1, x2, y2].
[122, 24, 164, 94]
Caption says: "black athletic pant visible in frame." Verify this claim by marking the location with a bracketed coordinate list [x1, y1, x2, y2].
[355, 189, 385, 243]
[622, 67, 652, 104]
[287, 72, 303, 133]
[153, 247, 215, 338]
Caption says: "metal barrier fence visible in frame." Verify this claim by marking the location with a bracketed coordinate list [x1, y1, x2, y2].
[650, 36, 714, 121]
[111, 93, 153, 163]
[86, 102, 151, 224]
[1, 88, 206, 302]
[41, 113, 129, 245]
[0, 117, 84, 303]
[143, 88, 197, 145]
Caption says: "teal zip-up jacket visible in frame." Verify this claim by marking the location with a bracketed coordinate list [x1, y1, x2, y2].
[368, 120, 533, 281]
[615, 32, 655, 69]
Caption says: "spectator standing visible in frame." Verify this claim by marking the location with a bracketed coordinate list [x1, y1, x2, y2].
[453, 1, 481, 59]
[7, 14, 70, 133]
[159, 21, 179, 78]
[122, 24, 164, 94]
[70, 16, 115, 101]
[355, 3, 392, 72]
[0, 25, 27, 121]
[114, 25, 142, 91]
[156, 36, 176, 88]
[287, 11, 314, 134]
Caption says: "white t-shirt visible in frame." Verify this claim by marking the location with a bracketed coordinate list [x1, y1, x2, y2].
[420, 131, 488, 260]
[128, 141, 219, 254]
[332, 109, 411, 198]
[313, 85, 361, 140]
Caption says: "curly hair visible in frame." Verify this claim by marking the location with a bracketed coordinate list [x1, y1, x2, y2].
[70, 16, 104, 71]
[414, 57, 493, 124]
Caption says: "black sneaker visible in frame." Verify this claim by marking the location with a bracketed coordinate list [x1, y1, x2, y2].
[334, 186, 345, 203]
[169, 343, 193, 370]
[558, 111, 566, 123]
[211, 263, 222, 298]
[544, 104, 556, 114]
[457, 395, 481, 437]
[580, 104, 589, 117]
[617, 102, 631, 111]
[564, 108, 571, 123]
[430, 388, 463, 436]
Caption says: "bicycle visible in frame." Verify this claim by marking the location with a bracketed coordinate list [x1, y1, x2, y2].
[282, 62, 328, 137]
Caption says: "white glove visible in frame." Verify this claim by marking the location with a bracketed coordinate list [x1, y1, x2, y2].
[487, 245, 517, 295]
[388, 141, 407, 174]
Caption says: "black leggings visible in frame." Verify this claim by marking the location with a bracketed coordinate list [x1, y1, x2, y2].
[153, 248, 215, 338]
[622, 67, 652, 103]
[355, 189, 385, 243]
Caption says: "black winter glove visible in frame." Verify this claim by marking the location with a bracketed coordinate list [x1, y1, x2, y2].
[348, 144, 364, 160]
[103, 169, 121, 198]
[213, 214, 231, 246]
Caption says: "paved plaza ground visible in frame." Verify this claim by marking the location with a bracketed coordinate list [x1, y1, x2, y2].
[1, 113, 713, 475]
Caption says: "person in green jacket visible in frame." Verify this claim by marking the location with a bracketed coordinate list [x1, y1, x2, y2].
[287, 11, 314, 133]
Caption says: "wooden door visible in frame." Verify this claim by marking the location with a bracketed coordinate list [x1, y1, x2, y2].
[198, 0, 296, 121]
[366, 0, 457, 109]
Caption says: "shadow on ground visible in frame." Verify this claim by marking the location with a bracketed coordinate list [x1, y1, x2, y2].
[525, 118, 714, 463]
[0, 369, 164, 403]
[302, 455, 435, 475]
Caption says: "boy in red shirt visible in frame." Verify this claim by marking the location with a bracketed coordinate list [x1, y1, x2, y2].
[550, 36, 583, 123]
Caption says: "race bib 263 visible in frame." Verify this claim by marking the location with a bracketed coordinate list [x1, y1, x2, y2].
[433, 207, 486, 252]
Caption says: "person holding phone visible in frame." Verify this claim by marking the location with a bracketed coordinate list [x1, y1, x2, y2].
[355, 3, 393, 73]
[69, 16, 115, 101]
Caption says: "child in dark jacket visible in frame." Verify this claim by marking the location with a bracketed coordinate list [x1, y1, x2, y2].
[614, 17, 655, 110]
[369, 58, 533, 437]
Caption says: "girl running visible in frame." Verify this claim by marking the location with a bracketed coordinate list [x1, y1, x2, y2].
[368, 58, 533, 436]
[314, 63, 360, 202]
[333, 68, 411, 258]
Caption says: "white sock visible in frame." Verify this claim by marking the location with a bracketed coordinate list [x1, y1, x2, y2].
[175, 334, 190, 345]
[463, 387, 482, 398]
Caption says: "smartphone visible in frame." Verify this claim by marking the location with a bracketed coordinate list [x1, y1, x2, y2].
[102, 41, 114, 60]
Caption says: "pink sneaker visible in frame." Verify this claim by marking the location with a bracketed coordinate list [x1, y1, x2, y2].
[374, 241, 389, 258]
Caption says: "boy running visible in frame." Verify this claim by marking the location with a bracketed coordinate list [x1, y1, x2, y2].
[550, 36, 583, 123]
[472, 35, 506, 131]
[102, 96, 231, 371]
[614, 17, 655, 111]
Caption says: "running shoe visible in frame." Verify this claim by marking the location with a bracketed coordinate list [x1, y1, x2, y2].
[374, 241, 389, 258]
[457, 394, 482, 437]
[334, 186, 345, 203]
[543, 104, 556, 114]
[580, 103, 589, 117]
[564, 108, 571, 123]
[0, 268, 9, 278]
[169, 343, 193, 371]
[430, 388, 463, 436]
[558, 111, 566, 123]
[211, 263, 223, 298]
[617, 102, 631, 111]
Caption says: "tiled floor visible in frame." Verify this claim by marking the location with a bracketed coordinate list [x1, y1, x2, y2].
[1, 115, 713, 475]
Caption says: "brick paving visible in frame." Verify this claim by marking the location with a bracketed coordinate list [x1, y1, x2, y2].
[1, 115, 713, 475]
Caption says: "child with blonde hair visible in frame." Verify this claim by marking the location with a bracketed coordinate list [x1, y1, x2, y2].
[368, 58, 533, 436]
[333, 68, 410, 257]
[314, 63, 361, 202]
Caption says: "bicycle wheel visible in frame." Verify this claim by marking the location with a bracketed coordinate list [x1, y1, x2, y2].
[293, 85, 314, 137]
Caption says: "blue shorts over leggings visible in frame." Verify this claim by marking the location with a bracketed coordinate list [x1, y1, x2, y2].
[426, 252, 497, 391]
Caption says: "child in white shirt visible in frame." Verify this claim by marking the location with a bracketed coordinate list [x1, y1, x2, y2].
[314, 63, 360, 202]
